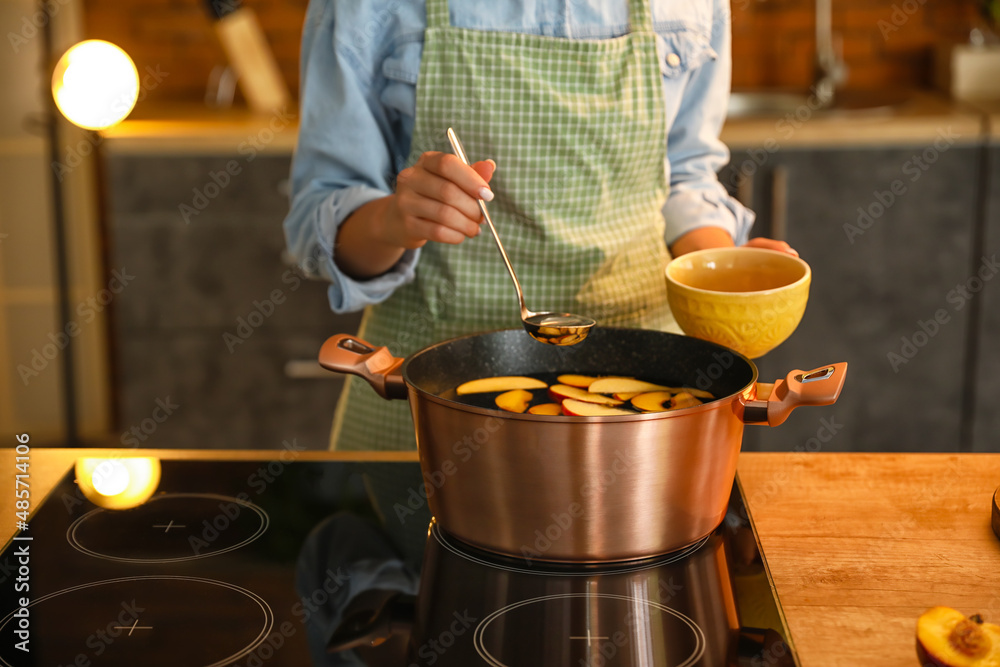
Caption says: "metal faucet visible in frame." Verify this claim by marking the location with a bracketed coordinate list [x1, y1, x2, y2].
[814, 0, 847, 108]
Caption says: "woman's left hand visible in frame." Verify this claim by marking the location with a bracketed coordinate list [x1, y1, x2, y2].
[742, 236, 798, 257]
[669, 227, 798, 257]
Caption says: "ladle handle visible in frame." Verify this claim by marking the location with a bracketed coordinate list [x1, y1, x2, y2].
[446, 128, 530, 317]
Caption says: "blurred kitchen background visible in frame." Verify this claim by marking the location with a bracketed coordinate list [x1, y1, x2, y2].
[0, 0, 998, 452]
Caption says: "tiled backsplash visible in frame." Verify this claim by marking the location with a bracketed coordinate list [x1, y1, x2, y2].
[82, 0, 982, 105]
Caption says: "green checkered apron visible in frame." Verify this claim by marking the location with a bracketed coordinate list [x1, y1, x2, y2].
[331, 0, 676, 452]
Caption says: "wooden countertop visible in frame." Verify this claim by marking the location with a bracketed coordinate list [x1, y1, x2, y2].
[3, 448, 998, 666]
[100, 91, 987, 154]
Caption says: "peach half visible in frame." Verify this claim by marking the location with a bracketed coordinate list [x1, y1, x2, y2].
[916, 607, 1000, 667]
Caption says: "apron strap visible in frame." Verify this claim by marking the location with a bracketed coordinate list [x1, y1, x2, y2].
[628, 0, 654, 33]
[425, 0, 450, 30]
[426, 0, 654, 34]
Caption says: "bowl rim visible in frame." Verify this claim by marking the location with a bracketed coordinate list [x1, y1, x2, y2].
[665, 247, 811, 297]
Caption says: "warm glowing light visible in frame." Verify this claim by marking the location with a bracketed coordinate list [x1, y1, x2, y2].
[92, 459, 130, 496]
[75, 458, 161, 510]
[52, 40, 139, 130]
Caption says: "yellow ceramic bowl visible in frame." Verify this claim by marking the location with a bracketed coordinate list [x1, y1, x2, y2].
[665, 247, 811, 358]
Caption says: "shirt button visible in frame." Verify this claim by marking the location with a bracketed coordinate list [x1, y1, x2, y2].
[666, 53, 680, 67]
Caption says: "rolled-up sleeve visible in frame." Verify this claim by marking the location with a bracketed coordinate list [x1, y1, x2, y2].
[283, 0, 420, 313]
[661, 0, 755, 248]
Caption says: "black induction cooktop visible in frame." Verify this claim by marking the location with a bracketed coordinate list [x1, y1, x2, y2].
[0, 460, 797, 666]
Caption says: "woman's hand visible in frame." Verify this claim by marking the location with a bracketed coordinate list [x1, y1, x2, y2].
[386, 152, 495, 248]
[742, 236, 798, 257]
[669, 227, 798, 257]
[335, 153, 495, 279]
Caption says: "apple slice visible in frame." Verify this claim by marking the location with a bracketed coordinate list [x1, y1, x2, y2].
[527, 403, 562, 416]
[561, 399, 634, 416]
[614, 391, 641, 401]
[557, 374, 598, 389]
[588, 377, 672, 395]
[548, 384, 624, 406]
[916, 606, 1000, 666]
[671, 392, 703, 409]
[457, 376, 548, 395]
[495, 389, 533, 413]
[630, 391, 674, 412]
[675, 387, 715, 400]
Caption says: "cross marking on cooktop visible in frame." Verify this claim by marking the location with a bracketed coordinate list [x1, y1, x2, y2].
[152, 520, 185, 533]
[569, 629, 609, 644]
[114, 619, 153, 636]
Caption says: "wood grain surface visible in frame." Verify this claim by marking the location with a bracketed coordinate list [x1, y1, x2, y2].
[2, 448, 998, 666]
[738, 452, 1000, 667]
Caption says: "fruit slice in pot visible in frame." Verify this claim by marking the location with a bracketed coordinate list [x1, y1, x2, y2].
[588, 377, 672, 394]
[561, 399, 634, 416]
[527, 403, 562, 415]
[457, 376, 548, 395]
[556, 374, 598, 388]
[671, 392, 703, 409]
[495, 389, 533, 413]
[548, 384, 624, 406]
[630, 391, 674, 412]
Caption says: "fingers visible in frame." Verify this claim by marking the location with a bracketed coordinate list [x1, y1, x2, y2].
[421, 151, 494, 201]
[743, 237, 799, 257]
[473, 159, 496, 184]
[391, 152, 498, 246]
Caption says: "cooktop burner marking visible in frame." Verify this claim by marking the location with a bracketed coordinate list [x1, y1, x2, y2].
[152, 520, 186, 533]
[473, 593, 706, 667]
[0, 575, 273, 667]
[568, 629, 610, 643]
[66, 493, 269, 563]
[114, 618, 153, 636]
[431, 523, 709, 576]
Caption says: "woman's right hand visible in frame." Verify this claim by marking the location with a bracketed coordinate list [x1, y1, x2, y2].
[384, 151, 496, 249]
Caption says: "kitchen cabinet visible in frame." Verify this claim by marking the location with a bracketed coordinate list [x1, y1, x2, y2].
[719, 144, 982, 452]
[105, 153, 361, 450]
[973, 144, 1000, 452]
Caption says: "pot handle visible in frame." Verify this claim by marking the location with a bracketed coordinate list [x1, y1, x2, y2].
[739, 362, 848, 427]
[318, 334, 407, 400]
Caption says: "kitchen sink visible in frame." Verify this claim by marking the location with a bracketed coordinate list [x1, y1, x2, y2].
[727, 90, 915, 118]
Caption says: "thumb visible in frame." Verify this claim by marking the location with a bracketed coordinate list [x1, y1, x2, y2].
[472, 159, 496, 183]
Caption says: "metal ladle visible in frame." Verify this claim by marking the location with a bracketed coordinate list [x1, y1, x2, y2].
[447, 127, 596, 346]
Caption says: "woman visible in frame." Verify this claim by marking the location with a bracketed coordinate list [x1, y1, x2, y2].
[284, 0, 793, 454]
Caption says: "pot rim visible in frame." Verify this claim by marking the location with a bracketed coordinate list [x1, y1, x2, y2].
[399, 327, 760, 422]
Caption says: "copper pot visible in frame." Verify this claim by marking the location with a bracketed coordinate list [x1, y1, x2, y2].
[319, 328, 846, 562]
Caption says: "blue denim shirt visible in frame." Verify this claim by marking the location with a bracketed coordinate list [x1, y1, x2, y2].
[284, 0, 754, 313]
